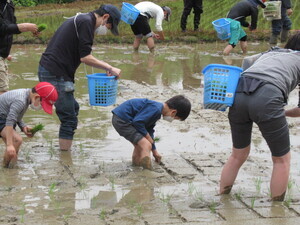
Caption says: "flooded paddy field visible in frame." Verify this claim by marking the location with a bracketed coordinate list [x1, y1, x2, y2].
[1, 42, 300, 224]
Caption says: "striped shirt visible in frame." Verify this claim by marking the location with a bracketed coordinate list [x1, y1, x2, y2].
[0, 89, 30, 128]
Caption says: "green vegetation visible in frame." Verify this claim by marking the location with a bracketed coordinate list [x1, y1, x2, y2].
[99, 208, 107, 220]
[19, 203, 26, 223]
[31, 123, 44, 135]
[153, 136, 160, 142]
[37, 23, 47, 32]
[14, 0, 300, 44]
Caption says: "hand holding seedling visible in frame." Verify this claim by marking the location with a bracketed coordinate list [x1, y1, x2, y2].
[30, 123, 45, 136]
[22, 126, 33, 138]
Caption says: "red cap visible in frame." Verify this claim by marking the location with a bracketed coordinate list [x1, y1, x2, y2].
[35, 82, 58, 114]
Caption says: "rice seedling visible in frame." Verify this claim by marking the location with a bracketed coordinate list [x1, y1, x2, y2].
[250, 197, 256, 208]
[153, 136, 161, 142]
[48, 140, 55, 159]
[109, 176, 115, 190]
[48, 182, 57, 200]
[187, 182, 196, 196]
[37, 23, 47, 32]
[19, 203, 26, 223]
[254, 177, 262, 194]
[135, 203, 143, 218]
[158, 191, 174, 204]
[208, 201, 217, 213]
[62, 214, 70, 224]
[284, 179, 295, 208]
[31, 123, 44, 135]
[234, 189, 243, 201]
[194, 189, 204, 202]
[99, 208, 107, 220]
[78, 177, 87, 190]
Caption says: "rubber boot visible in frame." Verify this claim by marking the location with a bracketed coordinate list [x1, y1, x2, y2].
[269, 34, 278, 45]
[280, 30, 289, 43]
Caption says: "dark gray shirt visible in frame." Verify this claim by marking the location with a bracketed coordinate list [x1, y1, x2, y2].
[242, 48, 300, 101]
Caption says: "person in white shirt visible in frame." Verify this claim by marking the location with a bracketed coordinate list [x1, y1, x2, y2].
[131, 1, 171, 52]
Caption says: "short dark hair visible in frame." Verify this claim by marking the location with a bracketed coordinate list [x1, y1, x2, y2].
[285, 32, 300, 51]
[165, 95, 191, 121]
[93, 5, 107, 17]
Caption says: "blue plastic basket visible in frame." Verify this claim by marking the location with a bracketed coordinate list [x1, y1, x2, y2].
[212, 18, 231, 40]
[86, 73, 118, 106]
[203, 64, 243, 111]
[121, 2, 140, 25]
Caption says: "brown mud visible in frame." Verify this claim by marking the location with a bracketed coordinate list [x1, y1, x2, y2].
[1, 43, 300, 224]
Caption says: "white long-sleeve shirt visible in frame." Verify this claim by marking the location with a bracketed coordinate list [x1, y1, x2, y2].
[135, 1, 164, 31]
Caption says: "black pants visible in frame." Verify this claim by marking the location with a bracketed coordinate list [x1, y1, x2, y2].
[180, 0, 203, 31]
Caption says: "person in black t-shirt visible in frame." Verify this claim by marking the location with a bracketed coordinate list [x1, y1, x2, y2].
[223, 0, 266, 55]
[0, 0, 38, 94]
[38, 4, 121, 151]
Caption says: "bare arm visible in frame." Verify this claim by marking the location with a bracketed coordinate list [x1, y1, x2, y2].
[285, 107, 300, 117]
[80, 54, 121, 78]
[17, 23, 38, 33]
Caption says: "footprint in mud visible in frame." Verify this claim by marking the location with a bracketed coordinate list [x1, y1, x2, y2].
[189, 201, 221, 209]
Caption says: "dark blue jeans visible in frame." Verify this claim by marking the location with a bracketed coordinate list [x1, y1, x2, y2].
[38, 65, 79, 140]
[271, 13, 292, 35]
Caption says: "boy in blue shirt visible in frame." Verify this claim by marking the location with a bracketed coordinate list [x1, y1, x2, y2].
[112, 95, 191, 170]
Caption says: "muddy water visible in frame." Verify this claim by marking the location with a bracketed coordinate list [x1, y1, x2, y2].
[1, 43, 300, 225]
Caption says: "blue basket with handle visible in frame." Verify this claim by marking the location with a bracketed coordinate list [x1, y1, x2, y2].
[212, 18, 231, 40]
[86, 73, 118, 106]
[203, 64, 243, 111]
[121, 2, 140, 25]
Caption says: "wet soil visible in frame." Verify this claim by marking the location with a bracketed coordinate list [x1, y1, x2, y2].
[1, 43, 300, 224]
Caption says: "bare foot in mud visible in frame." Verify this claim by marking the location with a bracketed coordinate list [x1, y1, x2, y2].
[220, 185, 233, 194]
[140, 156, 152, 170]
[272, 192, 286, 202]
[3, 156, 18, 169]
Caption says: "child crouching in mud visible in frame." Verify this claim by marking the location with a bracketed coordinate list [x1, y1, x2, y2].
[112, 95, 191, 170]
[0, 82, 58, 168]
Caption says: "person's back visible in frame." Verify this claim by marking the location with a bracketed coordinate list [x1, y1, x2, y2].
[135, 1, 165, 31]
[40, 12, 95, 82]
[112, 98, 163, 134]
[242, 48, 300, 98]
[227, 0, 259, 30]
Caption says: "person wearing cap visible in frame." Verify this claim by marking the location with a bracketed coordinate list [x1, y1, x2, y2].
[180, 0, 203, 33]
[38, 4, 122, 151]
[269, 0, 293, 45]
[223, 0, 266, 55]
[0, 82, 58, 168]
[219, 32, 300, 201]
[131, 1, 171, 52]
[0, 0, 38, 94]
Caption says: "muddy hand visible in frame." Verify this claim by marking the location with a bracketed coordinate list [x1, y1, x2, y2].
[152, 150, 162, 163]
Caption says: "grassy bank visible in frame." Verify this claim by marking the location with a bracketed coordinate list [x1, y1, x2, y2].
[14, 0, 300, 44]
